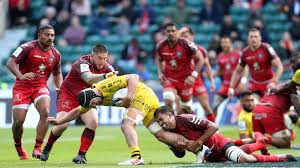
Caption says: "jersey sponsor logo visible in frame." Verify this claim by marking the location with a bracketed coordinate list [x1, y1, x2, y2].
[267, 46, 276, 55]
[12, 47, 23, 57]
[38, 87, 49, 94]
[190, 116, 203, 125]
[237, 120, 246, 131]
[33, 55, 42, 58]
[38, 63, 46, 74]
[80, 64, 90, 73]
[162, 52, 171, 56]
[231, 57, 235, 63]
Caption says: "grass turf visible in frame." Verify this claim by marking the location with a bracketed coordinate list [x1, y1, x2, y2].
[0, 126, 299, 168]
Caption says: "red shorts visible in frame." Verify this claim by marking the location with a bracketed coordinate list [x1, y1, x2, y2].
[252, 105, 286, 135]
[163, 79, 193, 101]
[56, 90, 79, 113]
[193, 77, 207, 97]
[12, 85, 50, 109]
[248, 81, 268, 97]
[204, 133, 233, 162]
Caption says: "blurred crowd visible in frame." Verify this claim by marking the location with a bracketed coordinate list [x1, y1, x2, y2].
[7, 0, 300, 85]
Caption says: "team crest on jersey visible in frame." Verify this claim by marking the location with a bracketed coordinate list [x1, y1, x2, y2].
[49, 55, 54, 64]
[231, 57, 235, 63]
[258, 53, 263, 60]
[225, 63, 231, 70]
[176, 51, 182, 58]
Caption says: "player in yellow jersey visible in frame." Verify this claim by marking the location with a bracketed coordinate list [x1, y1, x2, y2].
[234, 91, 255, 145]
[47, 74, 189, 165]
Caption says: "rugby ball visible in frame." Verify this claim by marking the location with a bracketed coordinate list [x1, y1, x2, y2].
[112, 88, 128, 106]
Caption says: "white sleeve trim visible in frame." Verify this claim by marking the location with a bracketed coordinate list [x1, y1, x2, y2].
[12, 47, 23, 57]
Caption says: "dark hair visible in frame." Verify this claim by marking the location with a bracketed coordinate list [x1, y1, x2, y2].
[163, 22, 176, 30]
[182, 26, 194, 35]
[92, 44, 108, 53]
[154, 106, 173, 118]
[220, 35, 231, 41]
[38, 24, 54, 33]
[239, 91, 253, 99]
[290, 52, 300, 72]
[248, 27, 261, 35]
[77, 89, 101, 108]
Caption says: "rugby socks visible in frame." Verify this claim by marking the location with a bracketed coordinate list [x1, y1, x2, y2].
[234, 139, 244, 146]
[45, 131, 60, 148]
[240, 142, 264, 154]
[207, 113, 216, 122]
[34, 139, 43, 149]
[78, 128, 95, 155]
[14, 137, 22, 147]
[252, 154, 282, 162]
[130, 146, 141, 159]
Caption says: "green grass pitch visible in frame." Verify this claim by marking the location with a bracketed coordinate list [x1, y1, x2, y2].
[0, 126, 299, 168]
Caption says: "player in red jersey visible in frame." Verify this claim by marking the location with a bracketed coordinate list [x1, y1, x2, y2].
[214, 36, 245, 110]
[155, 22, 204, 113]
[252, 69, 300, 148]
[228, 28, 283, 98]
[39, 44, 116, 163]
[6, 25, 63, 160]
[178, 26, 216, 122]
[154, 106, 297, 163]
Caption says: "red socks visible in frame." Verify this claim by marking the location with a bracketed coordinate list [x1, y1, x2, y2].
[78, 128, 95, 155]
[252, 154, 281, 162]
[240, 142, 264, 154]
[207, 113, 216, 122]
[46, 131, 60, 146]
[35, 139, 43, 149]
[234, 139, 244, 146]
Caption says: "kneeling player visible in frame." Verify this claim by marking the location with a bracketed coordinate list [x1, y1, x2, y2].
[154, 106, 297, 163]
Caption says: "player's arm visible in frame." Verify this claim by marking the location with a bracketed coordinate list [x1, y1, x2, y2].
[290, 93, 300, 127]
[191, 49, 205, 78]
[155, 49, 166, 83]
[214, 66, 223, 77]
[6, 46, 34, 80]
[52, 58, 63, 88]
[204, 57, 215, 90]
[228, 64, 245, 97]
[47, 106, 82, 125]
[187, 117, 218, 152]
[121, 74, 139, 108]
[79, 63, 116, 85]
[271, 57, 283, 83]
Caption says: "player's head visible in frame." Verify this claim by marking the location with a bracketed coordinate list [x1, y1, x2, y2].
[247, 27, 262, 49]
[239, 91, 255, 112]
[179, 26, 194, 42]
[290, 52, 300, 72]
[220, 36, 232, 52]
[38, 24, 55, 47]
[91, 44, 108, 70]
[77, 88, 102, 108]
[292, 69, 300, 86]
[154, 106, 176, 130]
[163, 22, 178, 42]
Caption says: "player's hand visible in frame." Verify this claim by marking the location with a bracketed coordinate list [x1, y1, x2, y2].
[227, 87, 235, 98]
[47, 117, 59, 125]
[174, 136, 189, 150]
[19, 72, 35, 80]
[267, 82, 276, 90]
[187, 140, 203, 153]
[185, 76, 196, 86]
[158, 73, 166, 85]
[105, 71, 118, 78]
[119, 95, 133, 108]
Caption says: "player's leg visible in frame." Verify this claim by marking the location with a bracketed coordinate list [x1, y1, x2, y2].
[225, 146, 296, 163]
[40, 112, 70, 161]
[33, 87, 51, 159]
[12, 107, 29, 160]
[196, 93, 215, 122]
[269, 129, 291, 148]
[163, 88, 177, 110]
[11, 87, 31, 160]
[118, 107, 145, 165]
[72, 108, 98, 164]
[239, 132, 269, 155]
